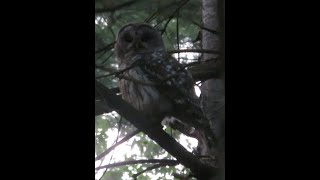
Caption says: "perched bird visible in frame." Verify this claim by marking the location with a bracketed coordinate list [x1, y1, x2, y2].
[114, 22, 206, 129]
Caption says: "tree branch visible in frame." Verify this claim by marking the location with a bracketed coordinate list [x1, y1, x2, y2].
[101, 52, 114, 64]
[162, 118, 198, 139]
[95, 0, 138, 13]
[168, 49, 219, 54]
[132, 161, 178, 179]
[95, 129, 140, 161]
[188, 58, 224, 81]
[95, 81, 217, 178]
[183, 58, 218, 68]
[95, 101, 113, 115]
[95, 65, 117, 73]
[118, 74, 158, 86]
[96, 62, 137, 79]
[95, 64, 157, 85]
[95, 42, 115, 54]
[95, 159, 178, 170]
[191, 20, 219, 34]
[145, 0, 188, 23]
[95, 57, 221, 84]
[160, 0, 190, 34]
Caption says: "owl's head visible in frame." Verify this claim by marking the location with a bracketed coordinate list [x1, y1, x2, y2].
[115, 23, 165, 62]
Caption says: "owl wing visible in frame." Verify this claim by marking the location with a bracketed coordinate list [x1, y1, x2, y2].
[129, 51, 209, 130]
[137, 51, 198, 106]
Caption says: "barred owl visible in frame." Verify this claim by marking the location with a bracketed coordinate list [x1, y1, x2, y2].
[115, 23, 204, 128]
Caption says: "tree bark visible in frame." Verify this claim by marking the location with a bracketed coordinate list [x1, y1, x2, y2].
[201, 0, 225, 179]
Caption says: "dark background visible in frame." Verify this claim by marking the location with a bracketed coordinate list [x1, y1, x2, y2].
[0, 0, 316, 179]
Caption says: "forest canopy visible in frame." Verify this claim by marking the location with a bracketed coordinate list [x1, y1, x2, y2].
[95, 0, 224, 179]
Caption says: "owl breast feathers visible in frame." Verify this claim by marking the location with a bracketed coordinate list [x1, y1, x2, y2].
[115, 23, 203, 125]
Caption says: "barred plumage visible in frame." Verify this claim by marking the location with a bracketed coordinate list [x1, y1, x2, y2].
[115, 23, 204, 126]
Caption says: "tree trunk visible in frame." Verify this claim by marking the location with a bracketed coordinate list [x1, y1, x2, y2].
[201, 0, 225, 179]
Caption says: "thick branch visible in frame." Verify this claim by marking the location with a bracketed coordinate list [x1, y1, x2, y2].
[95, 81, 217, 177]
[95, 101, 113, 115]
[183, 58, 217, 68]
[95, 129, 140, 161]
[188, 62, 223, 81]
[162, 118, 198, 139]
[95, 159, 177, 170]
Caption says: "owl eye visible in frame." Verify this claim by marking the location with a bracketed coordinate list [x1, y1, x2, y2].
[141, 32, 152, 42]
[123, 32, 133, 43]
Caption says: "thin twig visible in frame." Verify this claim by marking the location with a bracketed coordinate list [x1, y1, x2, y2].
[118, 75, 158, 86]
[165, 31, 175, 49]
[145, 11, 159, 23]
[160, 0, 190, 34]
[97, 117, 123, 180]
[95, 50, 108, 61]
[132, 161, 178, 179]
[145, 0, 186, 23]
[168, 49, 219, 54]
[95, 129, 140, 161]
[95, 159, 178, 170]
[95, 0, 138, 13]
[101, 52, 115, 64]
[95, 42, 115, 54]
[95, 156, 105, 176]
[95, 65, 117, 73]
[107, 24, 116, 39]
[96, 63, 137, 79]
[191, 20, 219, 34]
[176, 9, 180, 62]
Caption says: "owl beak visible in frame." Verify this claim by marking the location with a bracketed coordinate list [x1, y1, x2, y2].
[135, 40, 144, 49]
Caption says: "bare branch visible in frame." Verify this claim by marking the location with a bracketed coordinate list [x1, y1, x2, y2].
[95, 129, 140, 161]
[183, 58, 218, 68]
[176, 9, 180, 62]
[132, 161, 178, 179]
[95, 64, 157, 85]
[118, 75, 158, 86]
[160, 0, 190, 34]
[101, 52, 114, 64]
[95, 159, 178, 170]
[191, 20, 219, 34]
[168, 49, 219, 54]
[173, 172, 193, 180]
[162, 118, 198, 139]
[107, 23, 116, 39]
[95, 0, 138, 13]
[95, 81, 217, 177]
[189, 58, 224, 81]
[145, 0, 187, 23]
[95, 65, 117, 73]
[95, 101, 113, 115]
[96, 63, 136, 79]
[95, 42, 115, 54]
